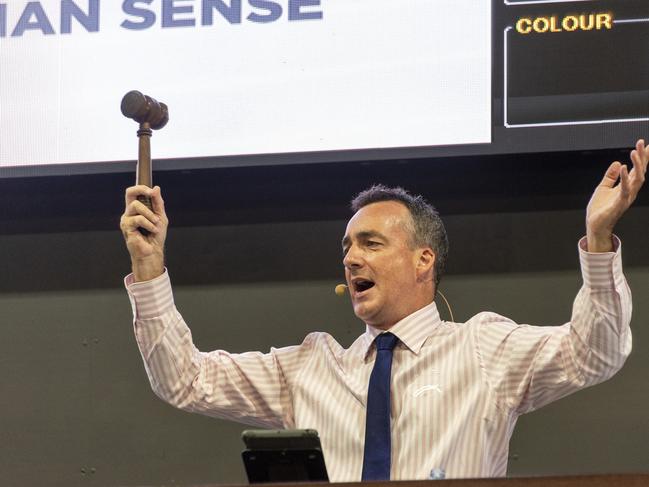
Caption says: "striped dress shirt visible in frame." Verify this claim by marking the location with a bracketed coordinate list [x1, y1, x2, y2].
[125, 238, 631, 481]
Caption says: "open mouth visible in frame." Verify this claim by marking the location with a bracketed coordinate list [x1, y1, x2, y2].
[353, 279, 375, 294]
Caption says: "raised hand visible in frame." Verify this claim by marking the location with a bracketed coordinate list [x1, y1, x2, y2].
[586, 139, 648, 252]
[120, 185, 168, 281]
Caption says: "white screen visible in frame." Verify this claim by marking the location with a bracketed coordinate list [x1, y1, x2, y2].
[0, 0, 491, 168]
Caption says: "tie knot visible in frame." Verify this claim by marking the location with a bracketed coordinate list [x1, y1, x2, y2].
[375, 332, 398, 351]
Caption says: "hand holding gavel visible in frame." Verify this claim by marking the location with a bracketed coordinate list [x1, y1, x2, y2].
[120, 185, 168, 283]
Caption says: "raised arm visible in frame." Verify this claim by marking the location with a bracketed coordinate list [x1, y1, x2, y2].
[476, 140, 646, 414]
[586, 138, 648, 252]
[120, 184, 300, 428]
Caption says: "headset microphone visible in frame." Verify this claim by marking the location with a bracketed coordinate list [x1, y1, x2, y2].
[334, 284, 348, 296]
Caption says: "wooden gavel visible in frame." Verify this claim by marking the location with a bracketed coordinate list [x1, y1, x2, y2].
[121, 90, 169, 234]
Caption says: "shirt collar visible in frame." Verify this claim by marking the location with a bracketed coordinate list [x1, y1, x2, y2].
[362, 302, 442, 358]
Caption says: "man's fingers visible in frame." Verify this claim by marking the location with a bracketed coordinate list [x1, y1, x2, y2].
[600, 161, 622, 188]
[626, 140, 647, 192]
[125, 185, 155, 206]
[634, 139, 648, 168]
[619, 164, 631, 200]
[150, 186, 167, 218]
[125, 186, 167, 224]
[121, 214, 159, 235]
[630, 149, 646, 186]
[124, 199, 161, 223]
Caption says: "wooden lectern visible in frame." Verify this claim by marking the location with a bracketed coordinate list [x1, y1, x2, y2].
[327, 474, 649, 487]
[151, 474, 649, 487]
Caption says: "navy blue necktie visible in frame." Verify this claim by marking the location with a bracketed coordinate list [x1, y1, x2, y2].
[362, 332, 399, 481]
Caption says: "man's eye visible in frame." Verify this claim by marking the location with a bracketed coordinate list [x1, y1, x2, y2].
[367, 241, 381, 247]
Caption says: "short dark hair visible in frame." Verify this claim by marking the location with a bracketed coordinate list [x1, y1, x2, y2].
[350, 185, 449, 291]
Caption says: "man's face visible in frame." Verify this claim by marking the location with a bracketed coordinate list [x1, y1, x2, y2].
[342, 201, 434, 330]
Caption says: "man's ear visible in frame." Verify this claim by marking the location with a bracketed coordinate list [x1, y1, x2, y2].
[416, 248, 435, 282]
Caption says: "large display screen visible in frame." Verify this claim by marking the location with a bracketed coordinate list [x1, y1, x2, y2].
[0, 0, 647, 177]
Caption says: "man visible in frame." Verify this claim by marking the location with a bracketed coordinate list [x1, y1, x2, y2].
[121, 140, 648, 481]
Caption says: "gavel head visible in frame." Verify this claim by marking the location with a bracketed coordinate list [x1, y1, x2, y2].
[121, 90, 169, 130]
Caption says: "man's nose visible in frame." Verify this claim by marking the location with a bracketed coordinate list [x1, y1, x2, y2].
[343, 245, 363, 269]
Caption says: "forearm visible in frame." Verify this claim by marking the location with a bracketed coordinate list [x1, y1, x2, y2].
[126, 271, 196, 405]
[482, 237, 632, 414]
[125, 272, 292, 426]
[568, 237, 632, 382]
[138, 312, 202, 407]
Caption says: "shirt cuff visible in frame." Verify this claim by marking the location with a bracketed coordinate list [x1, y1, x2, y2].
[124, 269, 175, 320]
[578, 235, 623, 289]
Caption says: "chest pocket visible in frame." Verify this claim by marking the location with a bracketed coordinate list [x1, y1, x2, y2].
[394, 367, 444, 427]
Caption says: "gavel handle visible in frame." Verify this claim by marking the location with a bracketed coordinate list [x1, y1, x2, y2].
[136, 123, 153, 236]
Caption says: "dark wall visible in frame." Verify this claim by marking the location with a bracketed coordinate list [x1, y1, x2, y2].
[1, 149, 648, 486]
